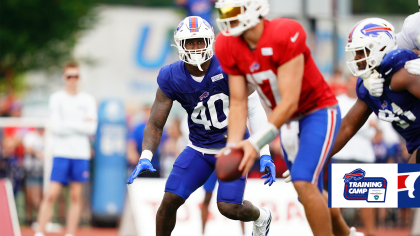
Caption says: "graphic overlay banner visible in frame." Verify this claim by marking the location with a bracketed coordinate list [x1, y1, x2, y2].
[329, 164, 398, 208]
[398, 164, 420, 208]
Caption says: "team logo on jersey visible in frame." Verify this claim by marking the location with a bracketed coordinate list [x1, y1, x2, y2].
[381, 101, 388, 109]
[250, 62, 260, 72]
[343, 168, 387, 202]
[361, 24, 393, 39]
[199, 91, 210, 101]
[398, 165, 420, 207]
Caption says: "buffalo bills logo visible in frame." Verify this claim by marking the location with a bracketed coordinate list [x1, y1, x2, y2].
[381, 101, 387, 109]
[203, 19, 211, 29]
[343, 168, 387, 202]
[199, 91, 210, 101]
[343, 168, 366, 183]
[176, 21, 184, 32]
[250, 62, 260, 73]
[361, 24, 393, 39]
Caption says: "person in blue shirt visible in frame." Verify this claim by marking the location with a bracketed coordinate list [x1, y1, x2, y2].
[329, 18, 420, 164]
[175, 0, 215, 26]
[127, 104, 165, 177]
[126, 16, 275, 236]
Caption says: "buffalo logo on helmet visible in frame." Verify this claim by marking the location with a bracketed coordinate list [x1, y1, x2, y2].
[361, 23, 393, 39]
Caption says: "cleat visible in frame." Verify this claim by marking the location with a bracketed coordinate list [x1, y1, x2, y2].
[252, 207, 271, 236]
[349, 226, 364, 236]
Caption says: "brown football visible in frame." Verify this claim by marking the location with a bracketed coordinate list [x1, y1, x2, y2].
[215, 148, 244, 182]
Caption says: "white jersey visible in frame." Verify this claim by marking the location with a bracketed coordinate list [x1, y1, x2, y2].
[49, 90, 98, 159]
[333, 94, 376, 163]
[396, 12, 420, 50]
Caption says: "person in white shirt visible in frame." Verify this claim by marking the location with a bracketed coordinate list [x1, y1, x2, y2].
[35, 62, 97, 236]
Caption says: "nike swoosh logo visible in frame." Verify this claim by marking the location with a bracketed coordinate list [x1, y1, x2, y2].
[385, 68, 393, 75]
[291, 32, 299, 42]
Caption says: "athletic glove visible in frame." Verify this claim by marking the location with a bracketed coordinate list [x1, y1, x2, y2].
[361, 70, 384, 97]
[405, 58, 420, 75]
[282, 170, 292, 183]
[126, 159, 156, 184]
[260, 155, 276, 186]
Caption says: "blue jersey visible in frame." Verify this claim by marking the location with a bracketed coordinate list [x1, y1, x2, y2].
[157, 57, 249, 148]
[356, 49, 420, 153]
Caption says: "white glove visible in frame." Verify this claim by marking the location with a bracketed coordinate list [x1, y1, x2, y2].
[405, 58, 420, 75]
[361, 70, 384, 97]
[282, 170, 291, 183]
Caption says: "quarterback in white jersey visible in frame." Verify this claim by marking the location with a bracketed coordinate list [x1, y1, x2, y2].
[35, 62, 97, 236]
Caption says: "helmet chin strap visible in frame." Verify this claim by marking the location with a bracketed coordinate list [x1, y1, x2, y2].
[190, 53, 204, 71]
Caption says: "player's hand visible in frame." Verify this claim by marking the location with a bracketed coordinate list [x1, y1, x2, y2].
[126, 159, 156, 184]
[237, 140, 258, 176]
[282, 170, 292, 183]
[362, 70, 384, 97]
[215, 142, 236, 158]
[260, 155, 276, 186]
[405, 58, 420, 75]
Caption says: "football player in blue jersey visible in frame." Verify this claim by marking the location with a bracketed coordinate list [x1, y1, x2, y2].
[329, 18, 420, 165]
[126, 16, 275, 236]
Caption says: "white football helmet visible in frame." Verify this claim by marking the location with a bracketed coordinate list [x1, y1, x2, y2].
[215, 0, 269, 36]
[346, 18, 397, 78]
[173, 16, 214, 71]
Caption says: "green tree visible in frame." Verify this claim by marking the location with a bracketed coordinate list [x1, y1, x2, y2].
[353, 0, 418, 14]
[0, 0, 97, 90]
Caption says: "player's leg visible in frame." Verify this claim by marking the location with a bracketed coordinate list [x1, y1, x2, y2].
[156, 147, 214, 236]
[408, 148, 420, 164]
[216, 175, 270, 236]
[290, 107, 341, 236]
[323, 191, 350, 236]
[201, 171, 217, 235]
[66, 159, 90, 236]
[36, 157, 68, 234]
[359, 208, 375, 236]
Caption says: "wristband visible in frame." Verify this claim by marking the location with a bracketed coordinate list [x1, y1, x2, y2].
[248, 123, 278, 152]
[226, 142, 236, 147]
[260, 144, 271, 157]
[140, 150, 153, 161]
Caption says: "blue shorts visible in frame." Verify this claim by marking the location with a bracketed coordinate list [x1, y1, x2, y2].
[50, 157, 90, 185]
[203, 171, 217, 192]
[165, 147, 246, 205]
[282, 107, 341, 192]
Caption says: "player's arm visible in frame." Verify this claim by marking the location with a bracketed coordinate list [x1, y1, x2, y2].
[268, 54, 304, 128]
[247, 90, 276, 185]
[329, 99, 373, 157]
[226, 74, 249, 144]
[389, 68, 420, 99]
[237, 54, 304, 175]
[127, 88, 173, 184]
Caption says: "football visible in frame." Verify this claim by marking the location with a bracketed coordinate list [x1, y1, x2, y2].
[215, 148, 244, 182]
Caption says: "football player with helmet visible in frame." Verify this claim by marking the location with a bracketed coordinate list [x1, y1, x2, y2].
[214, 1, 342, 235]
[126, 16, 275, 236]
[330, 18, 420, 165]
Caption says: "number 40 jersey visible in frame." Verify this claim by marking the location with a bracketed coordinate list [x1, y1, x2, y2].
[157, 57, 247, 148]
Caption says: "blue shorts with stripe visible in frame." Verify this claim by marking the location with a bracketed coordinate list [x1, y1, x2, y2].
[282, 107, 341, 192]
[165, 147, 246, 205]
[50, 157, 90, 185]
